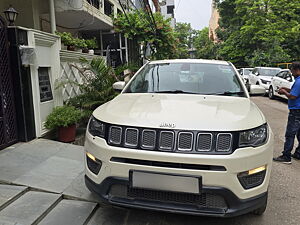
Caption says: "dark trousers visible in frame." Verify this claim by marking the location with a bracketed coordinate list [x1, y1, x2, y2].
[282, 110, 300, 159]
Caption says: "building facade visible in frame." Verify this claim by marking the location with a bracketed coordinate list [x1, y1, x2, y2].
[0, 0, 134, 149]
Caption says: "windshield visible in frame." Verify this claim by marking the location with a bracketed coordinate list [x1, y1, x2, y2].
[124, 63, 246, 97]
[258, 68, 281, 76]
[244, 69, 252, 75]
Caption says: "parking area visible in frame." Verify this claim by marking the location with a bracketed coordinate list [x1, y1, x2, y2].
[0, 96, 299, 225]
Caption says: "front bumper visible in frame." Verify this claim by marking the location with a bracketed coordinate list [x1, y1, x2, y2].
[84, 127, 273, 217]
[85, 175, 268, 217]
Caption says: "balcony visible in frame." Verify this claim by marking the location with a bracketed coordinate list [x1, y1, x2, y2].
[45, 0, 124, 31]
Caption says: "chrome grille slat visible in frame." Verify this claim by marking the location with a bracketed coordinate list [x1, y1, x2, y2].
[216, 133, 232, 152]
[159, 131, 174, 151]
[125, 128, 139, 147]
[197, 133, 213, 152]
[178, 132, 193, 151]
[106, 124, 234, 154]
[109, 126, 122, 145]
[141, 129, 156, 149]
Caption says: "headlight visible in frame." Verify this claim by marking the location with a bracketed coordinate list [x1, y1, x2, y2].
[239, 124, 268, 147]
[88, 116, 105, 138]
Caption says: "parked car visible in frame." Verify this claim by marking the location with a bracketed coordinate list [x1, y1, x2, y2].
[269, 69, 294, 99]
[248, 67, 281, 91]
[84, 59, 273, 217]
[237, 68, 253, 84]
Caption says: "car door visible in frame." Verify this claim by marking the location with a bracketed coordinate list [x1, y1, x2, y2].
[249, 68, 257, 85]
[282, 72, 294, 99]
[272, 71, 286, 97]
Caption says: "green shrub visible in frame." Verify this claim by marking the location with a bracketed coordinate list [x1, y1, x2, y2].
[85, 38, 98, 49]
[45, 106, 83, 130]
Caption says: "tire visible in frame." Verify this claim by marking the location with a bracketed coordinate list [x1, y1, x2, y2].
[268, 86, 275, 99]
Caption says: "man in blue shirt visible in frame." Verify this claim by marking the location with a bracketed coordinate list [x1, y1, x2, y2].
[274, 62, 300, 164]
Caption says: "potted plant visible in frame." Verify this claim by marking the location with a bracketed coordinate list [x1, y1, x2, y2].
[56, 32, 77, 51]
[85, 38, 98, 55]
[45, 106, 83, 142]
[73, 38, 88, 53]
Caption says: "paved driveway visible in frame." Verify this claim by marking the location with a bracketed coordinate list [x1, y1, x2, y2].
[0, 96, 299, 225]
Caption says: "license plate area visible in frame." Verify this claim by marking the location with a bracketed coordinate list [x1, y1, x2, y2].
[129, 171, 202, 194]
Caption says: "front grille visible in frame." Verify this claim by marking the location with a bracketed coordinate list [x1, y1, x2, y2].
[142, 130, 156, 149]
[238, 170, 266, 190]
[197, 133, 212, 152]
[109, 126, 122, 144]
[106, 124, 236, 154]
[178, 132, 193, 151]
[111, 157, 226, 171]
[216, 133, 232, 152]
[127, 188, 227, 209]
[125, 128, 138, 147]
[159, 131, 174, 151]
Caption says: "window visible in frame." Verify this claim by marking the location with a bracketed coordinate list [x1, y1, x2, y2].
[124, 63, 245, 97]
[87, 0, 100, 9]
[167, 5, 174, 15]
[38, 67, 53, 102]
[104, 0, 114, 16]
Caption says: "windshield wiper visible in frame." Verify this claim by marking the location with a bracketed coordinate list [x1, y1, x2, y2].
[203, 91, 245, 96]
[216, 91, 245, 96]
[154, 90, 197, 94]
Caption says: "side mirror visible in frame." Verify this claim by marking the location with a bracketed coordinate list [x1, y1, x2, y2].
[249, 85, 266, 95]
[113, 81, 126, 92]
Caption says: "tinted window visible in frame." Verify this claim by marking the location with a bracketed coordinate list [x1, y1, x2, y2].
[258, 68, 281, 76]
[124, 63, 245, 97]
[244, 69, 252, 75]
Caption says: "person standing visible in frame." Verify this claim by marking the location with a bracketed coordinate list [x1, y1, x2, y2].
[273, 62, 300, 164]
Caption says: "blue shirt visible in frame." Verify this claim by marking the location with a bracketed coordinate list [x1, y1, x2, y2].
[288, 76, 300, 109]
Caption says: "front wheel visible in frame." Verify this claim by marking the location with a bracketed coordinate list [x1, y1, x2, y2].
[268, 86, 275, 99]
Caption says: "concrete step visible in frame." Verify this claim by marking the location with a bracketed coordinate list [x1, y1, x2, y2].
[0, 184, 28, 210]
[38, 199, 97, 225]
[0, 191, 61, 225]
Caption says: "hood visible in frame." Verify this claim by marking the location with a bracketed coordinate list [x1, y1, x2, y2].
[259, 76, 272, 81]
[93, 94, 265, 131]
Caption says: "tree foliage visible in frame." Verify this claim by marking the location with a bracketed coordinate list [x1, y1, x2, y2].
[174, 23, 195, 58]
[113, 10, 178, 60]
[193, 27, 219, 59]
[215, 0, 300, 66]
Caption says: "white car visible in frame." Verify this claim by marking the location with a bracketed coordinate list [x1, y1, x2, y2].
[269, 69, 294, 100]
[84, 59, 273, 217]
[248, 67, 281, 91]
[237, 68, 253, 84]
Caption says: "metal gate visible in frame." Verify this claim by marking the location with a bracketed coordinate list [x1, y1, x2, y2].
[0, 16, 18, 150]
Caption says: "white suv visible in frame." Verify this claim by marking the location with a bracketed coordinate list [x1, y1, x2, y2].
[248, 67, 281, 91]
[269, 69, 294, 100]
[84, 59, 273, 217]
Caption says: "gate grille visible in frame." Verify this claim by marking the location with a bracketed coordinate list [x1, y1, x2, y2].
[0, 17, 18, 150]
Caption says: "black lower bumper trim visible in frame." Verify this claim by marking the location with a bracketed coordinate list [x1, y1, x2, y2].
[85, 175, 267, 217]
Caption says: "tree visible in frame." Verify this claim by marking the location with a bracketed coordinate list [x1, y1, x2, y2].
[113, 10, 178, 60]
[174, 23, 195, 58]
[194, 27, 219, 59]
[215, 0, 300, 66]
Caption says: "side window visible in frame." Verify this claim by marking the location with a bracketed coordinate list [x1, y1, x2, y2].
[285, 73, 293, 82]
[276, 72, 285, 78]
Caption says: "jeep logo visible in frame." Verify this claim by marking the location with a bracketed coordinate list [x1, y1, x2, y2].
[159, 123, 176, 128]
